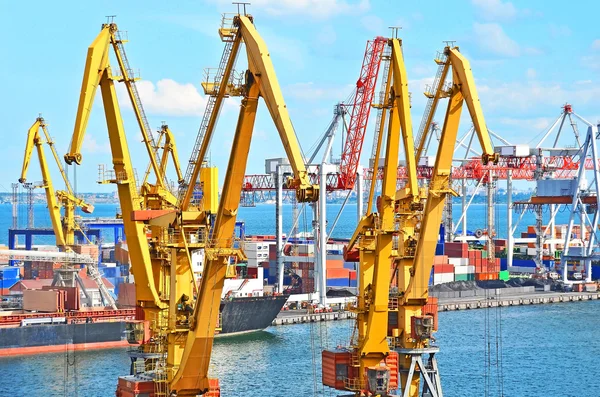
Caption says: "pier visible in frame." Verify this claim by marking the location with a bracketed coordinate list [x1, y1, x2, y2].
[272, 310, 356, 326]
[438, 291, 600, 311]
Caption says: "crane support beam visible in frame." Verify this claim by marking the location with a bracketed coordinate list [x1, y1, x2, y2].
[446, 47, 496, 164]
[97, 69, 166, 310]
[238, 15, 317, 202]
[390, 39, 418, 196]
[171, 77, 260, 396]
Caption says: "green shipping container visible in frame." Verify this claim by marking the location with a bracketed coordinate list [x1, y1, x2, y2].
[454, 274, 469, 281]
[499, 270, 509, 281]
[468, 274, 475, 281]
[482, 251, 488, 259]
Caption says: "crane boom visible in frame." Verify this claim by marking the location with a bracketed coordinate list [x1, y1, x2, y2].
[338, 37, 387, 190]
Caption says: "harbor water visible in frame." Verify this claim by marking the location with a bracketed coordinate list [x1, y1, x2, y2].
[0, 201, 577, 246]
[1, 300, 599, 396]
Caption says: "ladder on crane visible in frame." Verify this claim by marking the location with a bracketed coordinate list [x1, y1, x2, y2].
[112, 29, 164, 189]
[178, 15, 241, 203]
[414, 50, 449, 154]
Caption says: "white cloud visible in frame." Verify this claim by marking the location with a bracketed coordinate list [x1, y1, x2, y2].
[477, 80, 600, 113]
[549, 24, 572, 38]
[82, 134, 111, 154]
[285, 82, 352, 101]
[361, 15, 384, 35]
[119, 79, 207, 117]
[316, 25, 337, 46]
[473, 23, 520, 57]
[498, 116, 551, 131]
[592, 39, 600, 50]
[526, 68, 537, 79]
[210, 0, 370, 19]
[471, 0, 517, 22]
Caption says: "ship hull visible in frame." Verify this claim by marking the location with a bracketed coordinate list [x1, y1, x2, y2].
[219, 295, 288, 335]
[0, 296, 287, 355]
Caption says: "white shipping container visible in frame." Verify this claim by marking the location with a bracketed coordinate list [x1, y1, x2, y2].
[448, 258, 469, 267]
[467, 265, 475, 273]
[433, 273, 454, 285]
[247, 252, 269, 260]
[454, 266, 471, 275]
[526, 248, 538, 256]
[497, 144, 530, 157]
[418, 156, 436, 167]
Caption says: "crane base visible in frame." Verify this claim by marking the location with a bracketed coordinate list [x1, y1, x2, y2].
[395, 347, 443, 397]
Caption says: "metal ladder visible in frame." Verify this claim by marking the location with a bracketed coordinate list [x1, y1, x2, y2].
[178, 17, 239, 201]
[113, 29, 164, 188]
[414, 50, 448, 153]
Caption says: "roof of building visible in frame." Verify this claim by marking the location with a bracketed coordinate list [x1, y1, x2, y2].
[10, 277, 115, 291]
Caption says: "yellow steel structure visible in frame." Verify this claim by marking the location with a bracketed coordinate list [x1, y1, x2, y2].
[141, 124, 184, 189]
[169, 14, 319, 395]
[180, 15, 317, 210]
[64, 23, 177, 207]
[64, 23, 166, 316]
[341, 43, 497, 397]
[64, 16, 318, 396]
[19, 117, 94, 250]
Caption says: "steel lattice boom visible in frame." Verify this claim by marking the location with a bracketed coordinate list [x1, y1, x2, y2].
[338, 37, 387, 190]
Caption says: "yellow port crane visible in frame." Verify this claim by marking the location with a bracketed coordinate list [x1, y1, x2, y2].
[166, 13, 319, 395]
[140, 123, 184, 192]
[63, 14, 318, 396]
[19, 116, 94, 250]
[323, 39, 497, 397]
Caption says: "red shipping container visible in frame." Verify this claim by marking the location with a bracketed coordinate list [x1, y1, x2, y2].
[433, 264, 454, 274]
[349, 270, 357, 280]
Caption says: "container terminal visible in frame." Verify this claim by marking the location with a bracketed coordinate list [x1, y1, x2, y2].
[2, 6, 600, 397]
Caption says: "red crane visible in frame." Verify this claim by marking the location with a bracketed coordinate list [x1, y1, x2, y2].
[337, 36, 387, 190]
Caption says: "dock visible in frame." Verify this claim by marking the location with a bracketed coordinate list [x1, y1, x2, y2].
[438, 291, 600, 311]
[272, 309, 356, 326]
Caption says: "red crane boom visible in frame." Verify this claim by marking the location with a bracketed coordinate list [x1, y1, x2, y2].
[338, 36, 387, 190]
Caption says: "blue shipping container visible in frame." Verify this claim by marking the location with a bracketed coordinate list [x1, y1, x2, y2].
[592, 266, 600, 280]
[343, 262, 356, 270]
[500, 258, 508, 271]
[349, 279, 357, 288]
[327, 278, 349, 287]
[0, 278, 19, 289]
[435, 243, 444, 255]
[513, 259, 536, 267]
[0, 267, 20, 279]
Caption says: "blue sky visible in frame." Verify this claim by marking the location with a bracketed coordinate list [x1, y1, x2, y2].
[1, 0, 599, 193]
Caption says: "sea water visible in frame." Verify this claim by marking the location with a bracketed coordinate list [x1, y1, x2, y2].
[1, 301, 599, 396]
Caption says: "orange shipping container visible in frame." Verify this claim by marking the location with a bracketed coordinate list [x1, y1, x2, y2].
[326, 268, 350, 279]
[326, 259, 344, 269]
